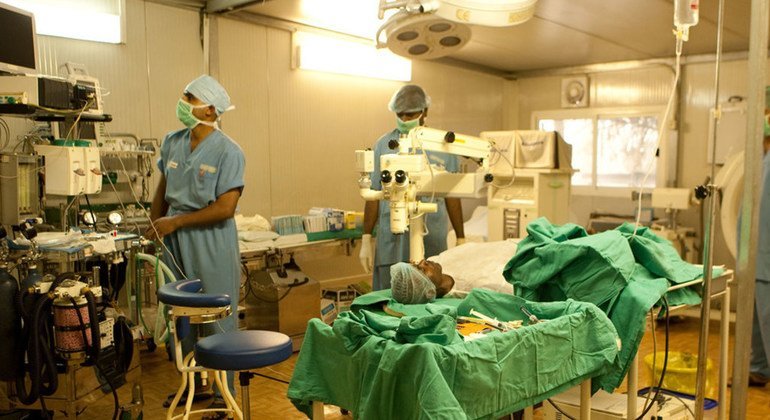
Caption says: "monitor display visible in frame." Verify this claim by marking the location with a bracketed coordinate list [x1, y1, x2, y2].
[0, 1, 37, 74]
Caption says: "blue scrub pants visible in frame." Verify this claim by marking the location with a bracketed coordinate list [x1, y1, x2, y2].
[751, 279, 770, 377]
[373, 265, 393, 291]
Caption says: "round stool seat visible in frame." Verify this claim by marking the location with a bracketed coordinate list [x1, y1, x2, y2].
[195, 330, 292, 371]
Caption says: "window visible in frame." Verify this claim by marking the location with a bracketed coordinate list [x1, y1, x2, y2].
[4, 0, 124, 44]
[535, 108, 664, 193]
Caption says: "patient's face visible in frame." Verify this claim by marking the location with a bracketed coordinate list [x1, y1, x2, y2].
[413, 260, 455, 298]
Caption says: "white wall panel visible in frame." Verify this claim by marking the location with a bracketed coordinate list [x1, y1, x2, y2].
[592, 67, 674, 107]
[677, 59, 770, 269]
[3, 0, 201, 209]
[213, 19, 505, 218]
[144, 1, 204, 141]
[215, 18, 272, 217]
[35, 0, 153, 136]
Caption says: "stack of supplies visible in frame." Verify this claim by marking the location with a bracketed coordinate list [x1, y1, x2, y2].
[271, 215, 305, 235]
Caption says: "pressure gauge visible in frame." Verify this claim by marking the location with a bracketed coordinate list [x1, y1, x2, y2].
[107, 212, 123, 226]
[81, 211, 97, 226]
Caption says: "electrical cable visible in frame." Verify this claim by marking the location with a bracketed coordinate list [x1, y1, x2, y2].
[487, 138, 517, 188]
[15, 293, 57, 405]
[546, 398, 577, 420]
[113, 151, 188, 279]
[0, 117, 10, 150]
[100, 161, 143, 234]
[245, 273, 296, 304]
[97, 130, 188, 281]
[635, 296, 670, 420]
[84, 194, 97, 230]
[39, 395, 51, 420]
[64, 99, 94, 141]
[640, 308, 657, 413]
[660, 390, 696, 418]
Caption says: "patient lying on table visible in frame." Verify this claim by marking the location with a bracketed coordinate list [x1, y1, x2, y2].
[390, 261, 454, 304]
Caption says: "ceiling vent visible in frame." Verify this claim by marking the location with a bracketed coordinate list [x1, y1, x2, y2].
[561, 77, 589, 108]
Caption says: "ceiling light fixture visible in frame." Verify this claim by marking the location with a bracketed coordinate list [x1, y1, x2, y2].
[375, 0, 538, 59]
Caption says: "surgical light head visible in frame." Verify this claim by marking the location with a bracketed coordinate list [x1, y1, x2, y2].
[184, 75, 234, 116]
[376, 0, 538, 60]
[389, 85, 431, 114]
[377, 12, 471, 60]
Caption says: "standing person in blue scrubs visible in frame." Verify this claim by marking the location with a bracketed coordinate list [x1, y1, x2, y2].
[359, 85, 466, 290]
[749, 121, 770, 387]
[147, 75, 245, 413]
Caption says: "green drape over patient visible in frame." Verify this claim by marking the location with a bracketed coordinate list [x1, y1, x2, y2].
[503, 218, 719, 391]
[288, 289, 619, 419]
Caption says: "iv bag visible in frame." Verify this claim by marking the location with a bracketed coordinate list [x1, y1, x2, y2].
[674, 0, 699, 29]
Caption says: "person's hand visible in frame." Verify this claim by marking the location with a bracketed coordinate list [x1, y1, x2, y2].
[456, 237, 467, 246]
[145, 216, 180, 240]
[359, 234, 373, 273]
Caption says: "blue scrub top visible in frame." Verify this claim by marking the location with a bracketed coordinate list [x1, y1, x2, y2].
[758, 152, 770, 281]
[370, 129, 459, 267]
[157, 128, 245, 315]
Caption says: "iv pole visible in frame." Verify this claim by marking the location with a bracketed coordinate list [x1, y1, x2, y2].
[694, 0, 726, 414]
[728, 0, 769, 417]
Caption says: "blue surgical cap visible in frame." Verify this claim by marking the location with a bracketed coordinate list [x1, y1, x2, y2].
[388, 85, 431, 114]
[184, 75, 233, 115]
[390, 262, 436, 304]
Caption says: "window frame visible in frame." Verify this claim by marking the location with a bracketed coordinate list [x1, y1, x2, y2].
[532, 105, 671, 197]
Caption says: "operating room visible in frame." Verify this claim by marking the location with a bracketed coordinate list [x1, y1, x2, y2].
[0, 0, 768, 419]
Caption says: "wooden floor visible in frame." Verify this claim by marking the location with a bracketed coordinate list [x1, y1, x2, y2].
[75, 316, 769, 419]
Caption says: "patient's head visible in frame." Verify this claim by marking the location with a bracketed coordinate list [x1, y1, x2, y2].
[390, 261, 455, 304]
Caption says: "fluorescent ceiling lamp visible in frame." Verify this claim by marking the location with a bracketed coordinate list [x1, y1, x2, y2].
[300, 0, 395, 39]
[4, 0, 123, 44]
[294, 32, 412, 82]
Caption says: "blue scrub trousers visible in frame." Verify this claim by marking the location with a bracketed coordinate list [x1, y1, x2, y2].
[751, 279, 770, 377]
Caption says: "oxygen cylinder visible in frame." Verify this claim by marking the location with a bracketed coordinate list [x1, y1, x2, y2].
[23, 264, 44, 290]
[0, 263, 19, 381]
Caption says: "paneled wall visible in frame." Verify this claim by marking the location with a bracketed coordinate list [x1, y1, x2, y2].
[514, 67, 674, 225]
[511, 60, 770, 270]
[213, 18, 505, 218]
[29, 0, 204, 143]
[3, 0, 504, 218]
[2, 0, 202, 208]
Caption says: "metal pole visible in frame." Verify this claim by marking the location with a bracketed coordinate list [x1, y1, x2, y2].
[695, 0, 726, 413]
[719, 287, 730, 420]
[580, 379, 591, 419]
[730, 0, 769, 416]
[626, 355, 638, 419]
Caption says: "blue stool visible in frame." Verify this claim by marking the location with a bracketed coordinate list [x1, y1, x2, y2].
[158, 279, 293, 420]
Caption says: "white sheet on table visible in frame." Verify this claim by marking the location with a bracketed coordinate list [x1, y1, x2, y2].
[234, 214, 272, 231]
[274, 234, 308, 247]
[239, 240, 274, 252]
[238, 230, 279, 242]
[428, 239, 519, 293]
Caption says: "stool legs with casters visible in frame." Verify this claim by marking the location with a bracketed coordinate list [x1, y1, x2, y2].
[158, 279, 293, 420]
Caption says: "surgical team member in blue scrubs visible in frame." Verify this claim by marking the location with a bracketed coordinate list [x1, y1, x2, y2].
[147, 75, 245, 410]
[749, 125, 770, 386]
[359, 85, 465, 290]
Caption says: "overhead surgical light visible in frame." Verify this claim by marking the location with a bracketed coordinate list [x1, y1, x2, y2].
[377, 12, 471, 60]
[376, 0, 538, 59]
